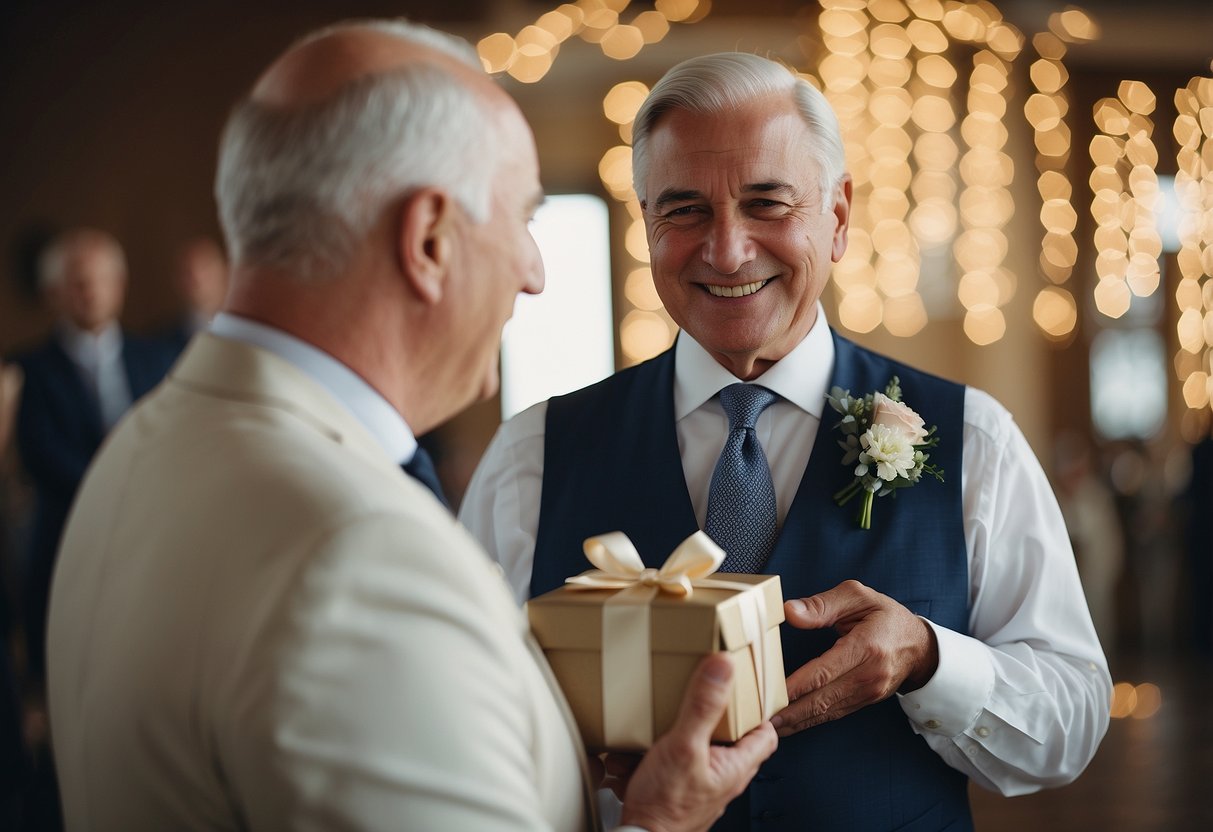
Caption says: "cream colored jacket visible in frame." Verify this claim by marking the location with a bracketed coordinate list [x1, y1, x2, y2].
[47, 334, 592, 831]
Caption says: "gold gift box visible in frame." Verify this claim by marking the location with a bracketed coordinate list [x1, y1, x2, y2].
[528, 573, 788, 752]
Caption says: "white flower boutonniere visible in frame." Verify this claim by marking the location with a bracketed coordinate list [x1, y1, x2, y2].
[826, 376, 944, 530]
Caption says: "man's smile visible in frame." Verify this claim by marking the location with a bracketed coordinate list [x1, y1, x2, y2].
[704, 278, 771, 298]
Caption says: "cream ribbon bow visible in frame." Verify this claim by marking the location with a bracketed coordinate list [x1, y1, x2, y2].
[565, 530, 725, 598]
[563, 530, 772, 749]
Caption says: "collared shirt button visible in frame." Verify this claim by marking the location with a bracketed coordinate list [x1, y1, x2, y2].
[966, 745, 978, 756]
[976, 726, 991, 738]
[924, 719, 941, 730]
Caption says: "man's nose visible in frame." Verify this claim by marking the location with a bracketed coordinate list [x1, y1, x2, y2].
[701, 214, 755, 275]
[522, 252, 544, 295]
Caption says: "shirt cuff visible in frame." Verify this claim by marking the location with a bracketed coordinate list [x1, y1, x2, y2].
[897, 619, 994, 738]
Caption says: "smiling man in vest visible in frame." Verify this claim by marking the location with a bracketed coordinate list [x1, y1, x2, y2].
[462, 53, 1111, 830]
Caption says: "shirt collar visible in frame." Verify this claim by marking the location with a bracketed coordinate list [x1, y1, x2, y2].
[209, 313, 417, 464]
[673, 301, 834, 420]
[57, 321, 123, 368]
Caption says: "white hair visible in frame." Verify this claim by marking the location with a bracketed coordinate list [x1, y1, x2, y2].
[215, 19, 496, 281]
[38, 228, 126, 291]
[631, 52, 846, 211]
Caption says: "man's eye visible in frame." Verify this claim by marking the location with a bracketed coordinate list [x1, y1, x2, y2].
[664, 205, 700, 218]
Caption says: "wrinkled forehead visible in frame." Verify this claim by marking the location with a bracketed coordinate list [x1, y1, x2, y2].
[645, 103, 825, 195]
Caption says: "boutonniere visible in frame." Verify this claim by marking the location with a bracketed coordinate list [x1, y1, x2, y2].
[826, 376, 944, 530]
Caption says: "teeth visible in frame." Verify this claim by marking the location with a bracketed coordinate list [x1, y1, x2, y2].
[706, 279, 769, 298]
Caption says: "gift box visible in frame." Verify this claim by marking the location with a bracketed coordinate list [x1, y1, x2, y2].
[527, 531, 788, 752]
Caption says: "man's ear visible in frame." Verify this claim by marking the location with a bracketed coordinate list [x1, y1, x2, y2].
[830, 174, 853, 263]
[397, 188, 455, 305]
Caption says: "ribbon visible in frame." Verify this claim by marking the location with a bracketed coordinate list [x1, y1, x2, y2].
[565, 531, 774, 749]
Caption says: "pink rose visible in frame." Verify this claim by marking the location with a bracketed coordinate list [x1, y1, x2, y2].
[870, 392, 928, 445]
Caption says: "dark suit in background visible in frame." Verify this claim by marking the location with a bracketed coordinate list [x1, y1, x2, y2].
[14, 333, 175, 679]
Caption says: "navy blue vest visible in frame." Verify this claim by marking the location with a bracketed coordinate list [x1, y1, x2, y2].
[534, 332, 973, 831]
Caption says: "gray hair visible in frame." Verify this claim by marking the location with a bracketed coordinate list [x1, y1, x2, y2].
[38, 228, 127, 291]
[215, 20, 495, 281]
[632, 53, 846, 210]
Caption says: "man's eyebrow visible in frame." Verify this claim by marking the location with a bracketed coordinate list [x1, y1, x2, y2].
[652, 188, 703, 210]
[652, 181, 798, 210]
[745, 181, 796, 195]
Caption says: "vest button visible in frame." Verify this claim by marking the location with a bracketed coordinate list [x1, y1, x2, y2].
[756, 809, 783, 821]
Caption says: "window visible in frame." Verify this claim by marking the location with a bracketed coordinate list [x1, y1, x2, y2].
[499, 194, 615, 421]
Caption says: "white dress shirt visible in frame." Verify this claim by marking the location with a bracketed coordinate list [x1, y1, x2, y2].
[58, 321, 131, 430]
[210, 313, 417, 464]
[460, 306, 1111, 797]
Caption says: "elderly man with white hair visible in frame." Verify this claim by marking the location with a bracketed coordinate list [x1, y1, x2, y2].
[45, 19, 775, 832]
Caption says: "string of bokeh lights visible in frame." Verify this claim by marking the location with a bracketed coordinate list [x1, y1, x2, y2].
[475, 0, 1213, 425]
[1172, 78, 1213, 421]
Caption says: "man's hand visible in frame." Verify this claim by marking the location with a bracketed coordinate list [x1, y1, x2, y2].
[772, 580, 938, 737]
[617, 653, 778, 832]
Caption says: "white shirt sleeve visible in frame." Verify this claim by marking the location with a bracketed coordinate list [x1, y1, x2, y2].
[459, 401, 548, 605]
[459, 387, 1112, 796]
[896, 389, 1112, 795]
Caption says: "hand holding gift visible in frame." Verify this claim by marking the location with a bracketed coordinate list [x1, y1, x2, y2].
[616, 652, 778, 832]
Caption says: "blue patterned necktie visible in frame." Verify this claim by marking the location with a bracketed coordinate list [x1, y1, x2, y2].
[402, 446, 448, 508]
[704, 383, 779, 573]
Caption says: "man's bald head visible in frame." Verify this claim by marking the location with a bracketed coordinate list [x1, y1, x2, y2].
[215, 19, 505, 281]
[252, 25, 486, 109]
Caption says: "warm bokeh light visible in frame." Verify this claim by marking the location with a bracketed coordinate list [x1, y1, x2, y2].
[477, 33, 516, 73]
[868, 0, 909, 24]
[1094, 277, 1132, 318]
[1109, 682, 1137, 719]
[1033, 31, 1067, 60]
[916, 54, 956, 87]
[620, 309, 676, 363]
[633, 11, 671, 43]
[1183, 372, 1211, 408]
[602, 81, 649, 124]
[838, 288, 884, 334]
[600, 24, 645, 60]
[907, 20, 948, 54]
[597, 145, 633, 198]
[1131, 683, 1163, 719]
[1050, 7, 1100, 42]
[508, 48, 555, 83]
[1119, 80, 1157, 115]
[624, 218, 650, 263]
[535, 10, 576, 41]
[883, 293, 928, 336]
[963, 306, 1006, 345]
[624, 267, 663, 311]
[1172, 76, 1213, 416]
[1033, 286, 1078, 338]
[1030, 59, 1068, 94]
[654, 0, 700, 23]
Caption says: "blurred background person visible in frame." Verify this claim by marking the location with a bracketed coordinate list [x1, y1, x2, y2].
[12, 228, 176, 689]
[165, 236, 229, 352]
